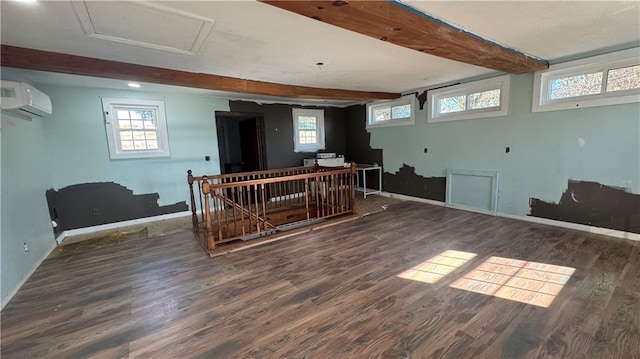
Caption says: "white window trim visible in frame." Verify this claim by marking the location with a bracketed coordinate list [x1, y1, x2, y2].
[428, 75, 510, 123]
[292, 108, 325, 153]
[532, 47, 640, 112]
[366, 95, 416, 129]
[102, 97, 170, 159]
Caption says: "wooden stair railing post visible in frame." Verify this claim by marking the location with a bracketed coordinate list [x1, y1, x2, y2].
[350, 162, 357, 214]
[201, 177, 215, 251]
[187, 170, 199, 234]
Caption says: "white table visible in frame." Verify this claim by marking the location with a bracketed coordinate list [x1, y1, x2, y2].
[355, 164, 382, 198]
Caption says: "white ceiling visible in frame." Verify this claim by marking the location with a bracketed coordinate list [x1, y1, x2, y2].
[1, 0, 639, 105]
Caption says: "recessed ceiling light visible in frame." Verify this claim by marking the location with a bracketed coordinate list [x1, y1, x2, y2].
[128, 82, 141, 88]
[14, 0, 37, 4]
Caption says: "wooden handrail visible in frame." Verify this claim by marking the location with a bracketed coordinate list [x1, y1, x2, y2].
[198, 167, 353, 190]
[191, 165, 315, 182]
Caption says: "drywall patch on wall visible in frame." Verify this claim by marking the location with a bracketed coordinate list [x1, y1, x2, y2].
[384, 164, 446, 202]
[46, 182, 188, 232]
[530, 180, 640, 234]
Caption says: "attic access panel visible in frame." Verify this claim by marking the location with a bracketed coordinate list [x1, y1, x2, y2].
[72, 1, 215, 55]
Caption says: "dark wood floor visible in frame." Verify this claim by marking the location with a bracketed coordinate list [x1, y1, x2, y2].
[2, 202, 639, 358]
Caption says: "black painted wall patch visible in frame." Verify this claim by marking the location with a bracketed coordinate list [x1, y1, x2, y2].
[46, 182, 188, 234]
[530, 180, 640, 234]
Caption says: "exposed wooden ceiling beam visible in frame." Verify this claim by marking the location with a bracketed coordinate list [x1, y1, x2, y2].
[261, 0, 549, 74]
[0, 45, 400, 101]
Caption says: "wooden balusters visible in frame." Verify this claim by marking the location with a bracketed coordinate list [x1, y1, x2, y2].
[304, 177, 310, 221]
[189, 165, 356, 254]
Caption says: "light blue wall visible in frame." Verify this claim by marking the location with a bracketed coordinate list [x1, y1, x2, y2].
[37, 85, 229, 206]
[369, 73, 640, 216]
[1, 77, 230, 307]
[1, 112, 56, 307]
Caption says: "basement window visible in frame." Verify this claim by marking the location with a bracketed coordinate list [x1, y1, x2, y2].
[102, 98, 170, 159]
[533, 47, 640, 112]
[367, 95, 416, 128]
[293, 108, 325, 152]
[428, 75, 510, 123]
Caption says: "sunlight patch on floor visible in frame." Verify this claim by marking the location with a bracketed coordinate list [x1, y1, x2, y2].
[398, 250, 477, 284]
[449, 256, 575, 307]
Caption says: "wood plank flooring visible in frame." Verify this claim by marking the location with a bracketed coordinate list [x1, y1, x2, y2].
[2, 201, 639, 358]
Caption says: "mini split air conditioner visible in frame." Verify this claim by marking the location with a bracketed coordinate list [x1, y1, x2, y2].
[0, 81, 52, 120]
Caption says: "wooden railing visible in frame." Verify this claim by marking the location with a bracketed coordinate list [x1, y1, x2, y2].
[187, 164, 356, 253]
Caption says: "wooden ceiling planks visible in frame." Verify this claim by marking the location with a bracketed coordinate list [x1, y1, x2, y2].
[260, 0, 549, 74]
[0, 45, 400, 101]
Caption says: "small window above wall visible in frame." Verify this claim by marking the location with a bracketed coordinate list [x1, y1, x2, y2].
[293, 108, 325, 153]
[367, 95, 416, 128]
[101, 98, 170, 159]
[428, 75, 510, 123]
[533, 47, 640, 112]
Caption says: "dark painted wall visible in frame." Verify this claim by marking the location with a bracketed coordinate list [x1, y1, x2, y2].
[344, 104, 445, 198]
[530, 180, 640, 234]
[47, 182, 187, 232]
[345, 105, 382, 166]
[229, 101, 346, 169]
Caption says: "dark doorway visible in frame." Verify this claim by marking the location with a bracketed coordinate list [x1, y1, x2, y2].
[215, 111, 267, 174]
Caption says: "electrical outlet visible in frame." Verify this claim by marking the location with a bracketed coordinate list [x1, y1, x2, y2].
[23, 242, 29, 253]
[92, 208, 100, 216]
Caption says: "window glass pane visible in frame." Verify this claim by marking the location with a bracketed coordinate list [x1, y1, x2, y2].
[121, 140, 134, 151]
[134, 140, 147, 150]
[146, 140, 158, 150]
[297, 116, 317, 130]
[606, 65, 640, 92]
[373, 107, 391, 122]
[131, 120, 144, 129]
[116, 110, 130, 120]
[391, 104, 411, 119]
[439, 96, 466, 113]
[140, 111, 154, 120]
[145, 131, 157, 140]
[118, 120, 131, 129]
[469, 89, 501, 109]
[550, 72, 603, 99]
[132, 131, 146, 140]
[299, 130, 317, 144]
[120, 131, 133, 140]
[143, 119, 156, 129]
[130, 111, 143, 120]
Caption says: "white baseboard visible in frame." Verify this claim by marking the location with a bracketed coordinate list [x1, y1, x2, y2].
[381, 191, 639, 242]
[56, 210, 192, 244]
[446, 203, 495, 216]
[499, 212, 640, 241]
[377, 191, 446, 207]
[1, 240, 57, 311]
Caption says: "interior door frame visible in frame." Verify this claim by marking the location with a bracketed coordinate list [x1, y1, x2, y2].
[214, 111, 268, 171]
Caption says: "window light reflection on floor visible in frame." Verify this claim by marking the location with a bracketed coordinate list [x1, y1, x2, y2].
[449, 256, 575, 307]
[397, 250, 477, 284]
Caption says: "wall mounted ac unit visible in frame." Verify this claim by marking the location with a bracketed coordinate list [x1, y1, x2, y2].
[0, 81, 52, 120]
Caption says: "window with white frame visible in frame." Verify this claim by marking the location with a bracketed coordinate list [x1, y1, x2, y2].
[428, 75, 510, 123]
[367, 95, 416, 128]
[101, 98, 170, 159]
[533, 47, 640, 112]
[293, 108, 325, 152]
